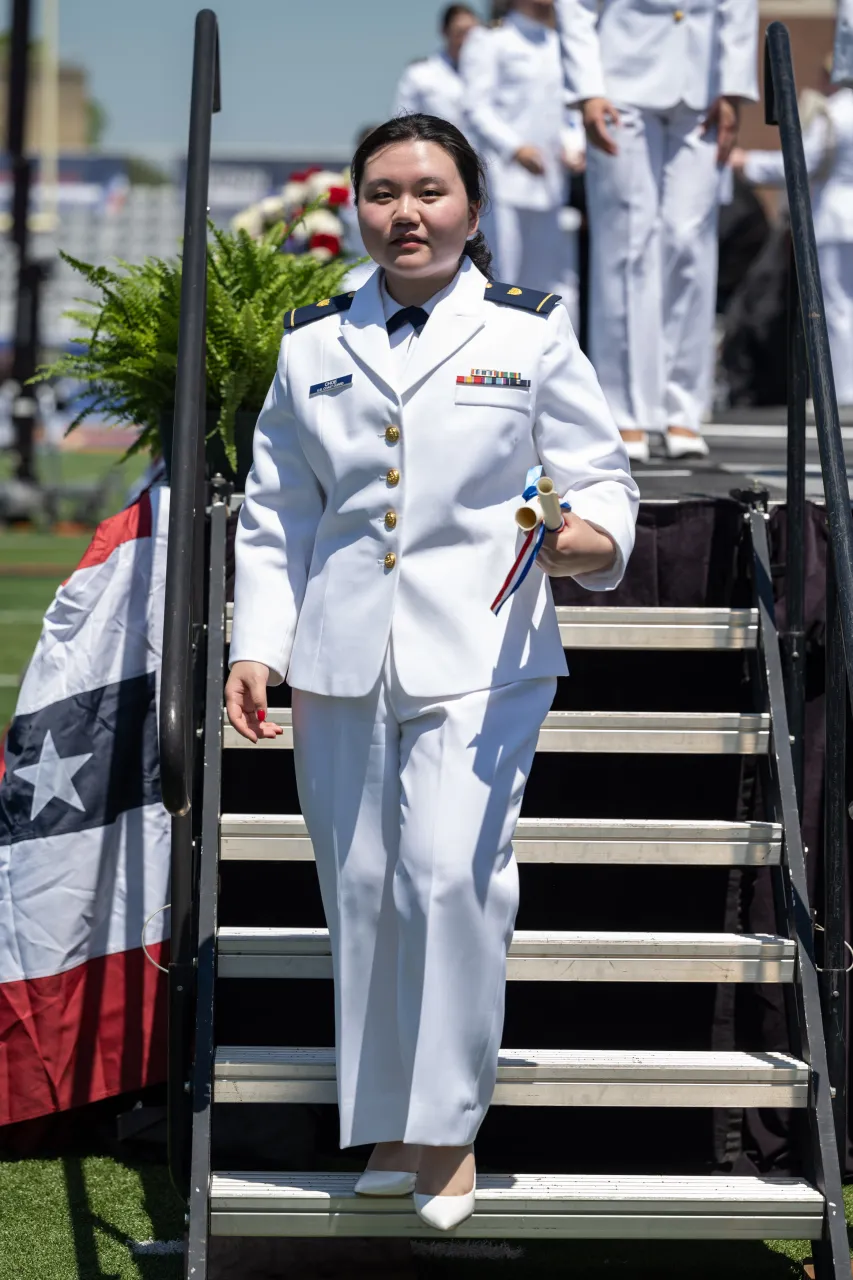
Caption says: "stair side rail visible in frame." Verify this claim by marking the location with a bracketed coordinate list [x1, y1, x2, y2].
[766, 16, 850, 1204]
[158, 8, 221, 1202]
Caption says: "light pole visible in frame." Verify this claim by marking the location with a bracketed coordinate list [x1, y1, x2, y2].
[6, 0, 39, 486]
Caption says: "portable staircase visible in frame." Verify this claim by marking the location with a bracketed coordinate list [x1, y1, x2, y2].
[160, 14, 851, 1278]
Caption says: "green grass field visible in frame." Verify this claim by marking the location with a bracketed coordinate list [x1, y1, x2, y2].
[0, 1152, 851, 1280]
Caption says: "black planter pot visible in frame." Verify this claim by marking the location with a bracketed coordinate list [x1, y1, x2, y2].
[159, 408, 258, 491]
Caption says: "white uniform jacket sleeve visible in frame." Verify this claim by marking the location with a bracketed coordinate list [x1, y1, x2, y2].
[555, 0, 607, 106]
[459, 29, 524, 162]
[535, 304, 639, 590]
[393, 63, 425, 117]
[743, 111, 832, 187]
[230, 333, 324, 684]
[717, 0, 760, 102]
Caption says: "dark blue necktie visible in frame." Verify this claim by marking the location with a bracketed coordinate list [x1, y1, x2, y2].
[386, 305, 429, 337]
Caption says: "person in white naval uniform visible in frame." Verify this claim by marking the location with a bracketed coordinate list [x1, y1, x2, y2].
[393, 4, 480, 133]
[226, 113, 637, 1232]
[835, 0, 853, 88]
[732, 62, 853, 407]
[460, 0, 582, 304]
[556, 0, 759, 461]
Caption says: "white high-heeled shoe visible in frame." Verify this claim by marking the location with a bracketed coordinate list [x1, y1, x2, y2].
[354, 1168, 417, 1196]
[414, 1183, 476, 1231]
[620, 430, 650, 464]
[664, 427, 709, 459]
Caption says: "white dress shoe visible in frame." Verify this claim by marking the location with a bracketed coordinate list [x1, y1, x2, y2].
[664, 428, 709, 459]
[354, 1169, 417, 1197]
[414, 1187, 476, 1231]
[620, 431, 650, 464]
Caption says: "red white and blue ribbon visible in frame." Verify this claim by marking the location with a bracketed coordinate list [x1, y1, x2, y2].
[490, 467, 571, 616]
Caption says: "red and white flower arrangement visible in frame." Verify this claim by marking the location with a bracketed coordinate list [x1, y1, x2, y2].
[232, 166, 352, 262]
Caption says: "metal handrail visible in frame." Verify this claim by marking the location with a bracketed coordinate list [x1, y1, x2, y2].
[767, 23, 853, 689]
[767, 21, 850, 1177]
[159, 8, 221, 818]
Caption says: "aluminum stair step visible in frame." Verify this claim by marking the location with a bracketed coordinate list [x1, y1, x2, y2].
[219, 816, 782, 865]
[213, 1048, 808, 1107]
[556, 606, 758, 650]
[217, 927, 795, 983]
[223, 709, 770, 754]
[209, 1172, 824, 1239]
[224, 604, 759, 650]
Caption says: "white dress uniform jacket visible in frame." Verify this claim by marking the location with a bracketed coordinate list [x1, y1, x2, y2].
[835, 0, 853, 88]
[230, 259, 638, 699]
[393, 52, 469, 133]
[461, 14, 566, 211]
[556, 0, 759, 111]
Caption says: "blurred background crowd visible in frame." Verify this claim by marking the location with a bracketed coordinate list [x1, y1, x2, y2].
[0, 0, 849, 511]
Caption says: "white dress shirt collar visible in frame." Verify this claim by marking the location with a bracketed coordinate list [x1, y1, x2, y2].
[379, 268, 461, 372]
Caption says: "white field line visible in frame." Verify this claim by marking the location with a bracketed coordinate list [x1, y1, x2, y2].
[0, 675, 20, 688]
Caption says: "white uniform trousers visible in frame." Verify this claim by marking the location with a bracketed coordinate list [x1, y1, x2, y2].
[482, 203, 579, 328]
[292, 644, 556, 1149]
[586, 102, 720, 432]
[819, 242, 853, 406]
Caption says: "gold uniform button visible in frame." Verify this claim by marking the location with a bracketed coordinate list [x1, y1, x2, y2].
[385, 425, 400, 443]
[384, 552, 397, 570]
[386, 468, 400, 486]
[673, 8, 684, 19]
[384, 510, 397, 530]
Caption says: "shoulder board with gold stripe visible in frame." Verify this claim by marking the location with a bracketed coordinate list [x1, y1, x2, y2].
[484, 281, 562, 317]
[283, 292, 356, 331]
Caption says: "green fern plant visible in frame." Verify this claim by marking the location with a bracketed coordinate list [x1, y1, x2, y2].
[39, 217, 360, 467]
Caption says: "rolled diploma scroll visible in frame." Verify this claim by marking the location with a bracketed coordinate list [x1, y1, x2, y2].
[536, 476, 566, 532]
[514, 476, 565, 533]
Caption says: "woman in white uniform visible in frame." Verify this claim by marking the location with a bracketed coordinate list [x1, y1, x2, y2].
[460, 0, 581, 302]
[556, 0, 759, 461]
[393, 5, 480, 133]
[226, 113, 638, 1231]
[732, 61, 853, 407]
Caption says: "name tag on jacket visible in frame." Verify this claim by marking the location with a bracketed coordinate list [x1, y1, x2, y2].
[309, 374, 353, 397]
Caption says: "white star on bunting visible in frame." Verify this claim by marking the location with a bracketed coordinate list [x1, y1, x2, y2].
[13, 730, 92, 821]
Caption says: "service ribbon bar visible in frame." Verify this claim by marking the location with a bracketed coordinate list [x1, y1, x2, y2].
[456, 375, 531, 388]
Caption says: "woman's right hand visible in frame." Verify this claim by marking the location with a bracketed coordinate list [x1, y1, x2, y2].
[513, 144, 547, 175]
[582, 98, 621, 156]
[225, 661, 283, 743]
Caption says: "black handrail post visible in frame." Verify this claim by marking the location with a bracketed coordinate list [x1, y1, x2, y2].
[823, 550, 848, 1169]
[766, 23, 853, 711]
[160, 6, 220, 819]
[784, 245, 807, 809]
[765, 24, 852, 1270]
[159, 8, 220, 1204]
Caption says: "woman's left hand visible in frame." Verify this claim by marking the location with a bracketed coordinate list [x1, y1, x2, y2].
[536, 512, 617, 578]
